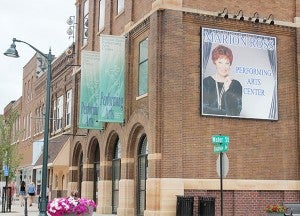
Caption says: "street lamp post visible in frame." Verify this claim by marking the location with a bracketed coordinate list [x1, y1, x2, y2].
[4, 38, 53, 216]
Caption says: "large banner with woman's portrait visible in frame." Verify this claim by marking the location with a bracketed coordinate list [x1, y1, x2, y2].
[201, 27, 278, 120]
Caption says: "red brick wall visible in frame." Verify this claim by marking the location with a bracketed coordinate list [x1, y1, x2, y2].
[157, 10, 298, 180]
[186, 190, 300, 216]
[183, 0, 295, 22]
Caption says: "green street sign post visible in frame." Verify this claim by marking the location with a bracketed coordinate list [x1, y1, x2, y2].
[211, 134, 230, 216]
[212, 134, 229, 153]
[214, 143, 229, 153]
[212, 135, 229, 144]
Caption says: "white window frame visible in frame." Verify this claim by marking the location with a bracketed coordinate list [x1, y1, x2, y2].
[66, 90, 72, 126]
[82, 0, 89, 45]
[57, 95, 64, 130]
[117, 0, 124, 14]
[28, 112, 32, 138]
[99, 0, 105, 31]
[138, 38, 149, 96]
[52, 100, 57, 131]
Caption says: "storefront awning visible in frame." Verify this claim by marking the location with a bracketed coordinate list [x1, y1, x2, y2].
[33, 135, 70, 169]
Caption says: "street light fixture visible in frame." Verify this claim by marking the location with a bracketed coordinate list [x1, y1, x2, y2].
[4, 38, 53, 216]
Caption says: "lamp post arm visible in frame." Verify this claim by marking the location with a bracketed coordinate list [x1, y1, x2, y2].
[13, 38, 53, 62]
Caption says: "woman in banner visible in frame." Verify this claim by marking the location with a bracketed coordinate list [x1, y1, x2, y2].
[202, 45, 242, 116]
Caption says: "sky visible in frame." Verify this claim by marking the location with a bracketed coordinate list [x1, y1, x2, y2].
[0, 0, 76, 114]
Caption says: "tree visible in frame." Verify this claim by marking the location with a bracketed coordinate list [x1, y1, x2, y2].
[0, 110, 22, 180]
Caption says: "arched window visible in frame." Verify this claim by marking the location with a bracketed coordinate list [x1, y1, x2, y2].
[112, 137, 121, 214]
[93, 144, 100, 204]
[78, 152, 83, 197]
[137, 135, 148, 216]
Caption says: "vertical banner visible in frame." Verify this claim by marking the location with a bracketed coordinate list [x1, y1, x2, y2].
[99, 35, 125, 123]
[79, 51, 103, 129]
[201, 27, 278, 120]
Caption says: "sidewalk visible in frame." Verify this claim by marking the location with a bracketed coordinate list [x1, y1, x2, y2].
[0, 203, 39, 216]
[0, 203, 115, 216]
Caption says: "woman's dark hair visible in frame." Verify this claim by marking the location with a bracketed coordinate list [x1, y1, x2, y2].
[212, 45, 233, 65]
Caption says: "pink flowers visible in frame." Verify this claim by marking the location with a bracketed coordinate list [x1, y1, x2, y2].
[47, 196, 96, 216]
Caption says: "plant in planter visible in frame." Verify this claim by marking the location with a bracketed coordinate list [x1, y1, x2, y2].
[47, 196, 96, 216]
[265, 204, 286, 215]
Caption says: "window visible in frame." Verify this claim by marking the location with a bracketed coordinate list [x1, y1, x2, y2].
[137, 135, 148, 216]
[37, 105, 44, 133]
[112, 138, 121, 214]
[138, 38, 149, 96]
[82, 0, 89, 45]
[24, 83, 27, 102]
[52, 96, 63, 131]
[23, 116, 26, 140]
[39, 106, 42, 133]
[17, 115, 20, 141]
[117, 0, 124, 14]
[13, 115, 20, 142]
[66, 90, 72, 126]
[37, 169, 42, 184]
[41, 105, 45, 132]
[57, 96, 64, 130]
[27, 80, 30, 102]
[26, 114, 30, 139]
[99, 0, 105, 31]
[52, 100, 56, 131]
[93, 144, 100, 205]
[28, 112, 32, 138]
[30, 77, 33, 100]
[35, 108, 39, 134]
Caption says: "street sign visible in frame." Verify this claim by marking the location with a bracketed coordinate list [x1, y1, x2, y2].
[216, 153, 229, 178]
[3, 165, 9, 177]
[214, 143, 229, 153]
[212, 135, 229, 144]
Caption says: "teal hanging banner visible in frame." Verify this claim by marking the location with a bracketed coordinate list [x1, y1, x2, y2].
[99, 35, 125, 123]
[79, 51, 103, 129]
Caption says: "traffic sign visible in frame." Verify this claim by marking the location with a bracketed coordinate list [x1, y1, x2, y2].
[214, 143, 229, 153]
[212, 135, 229, 144]
[216, 153, 229, 178]
[3, 165, 9, 177]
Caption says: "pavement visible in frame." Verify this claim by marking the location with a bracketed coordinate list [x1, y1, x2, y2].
[0, 201, 115, 216]
[0, 203, 39, 215]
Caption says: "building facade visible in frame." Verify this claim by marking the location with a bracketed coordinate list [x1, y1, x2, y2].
[66, 0, 300, 215]
[3, 0, 300, 215]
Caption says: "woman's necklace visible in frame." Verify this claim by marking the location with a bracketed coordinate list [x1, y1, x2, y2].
[215, 80, 225, 110]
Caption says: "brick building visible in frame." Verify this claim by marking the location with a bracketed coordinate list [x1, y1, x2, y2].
[64, 0, 300, 215]
[3, 0, 300, 215]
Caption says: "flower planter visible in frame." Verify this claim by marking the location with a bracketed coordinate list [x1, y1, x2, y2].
[47, 197, 96, 216]
[265, 204, 285, 216]
[64, 213, 93, 216]
[63, 206, 94, 216]
[266, 213, 284, 216]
